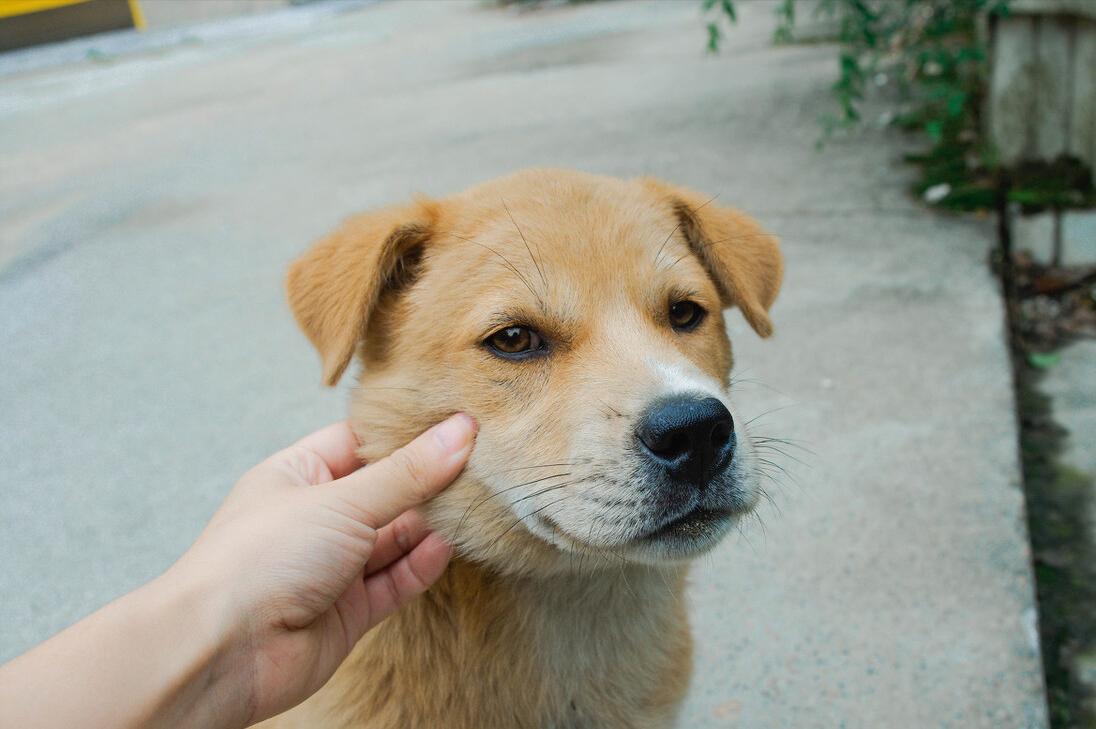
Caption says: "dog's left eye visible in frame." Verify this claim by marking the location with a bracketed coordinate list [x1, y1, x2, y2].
[484, 326, 545, 359]
[669, 300, 706, 331]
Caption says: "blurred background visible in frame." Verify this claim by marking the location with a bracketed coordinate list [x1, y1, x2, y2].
[1, 0, 1094, 726]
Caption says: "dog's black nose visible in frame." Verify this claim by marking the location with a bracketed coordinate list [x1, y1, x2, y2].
[636, 397, 735, 484]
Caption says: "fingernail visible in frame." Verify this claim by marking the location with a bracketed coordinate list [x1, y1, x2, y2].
[432, 413, 477, 453]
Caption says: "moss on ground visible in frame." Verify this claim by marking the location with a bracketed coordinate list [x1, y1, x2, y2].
[1014, 359, 1096, 728]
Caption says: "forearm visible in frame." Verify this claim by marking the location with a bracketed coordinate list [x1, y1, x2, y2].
[0, 568, 251, 729]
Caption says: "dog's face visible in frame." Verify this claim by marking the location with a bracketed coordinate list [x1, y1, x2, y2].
[288, 170, 781, 575]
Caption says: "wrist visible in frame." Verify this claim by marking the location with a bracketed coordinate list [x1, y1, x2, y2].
[0, 560, 256, 729]
[133, 563, 254, 728]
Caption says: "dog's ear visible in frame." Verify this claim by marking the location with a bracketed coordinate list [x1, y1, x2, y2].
[641, 178, 783, 337]
[287, 199, 439, 386]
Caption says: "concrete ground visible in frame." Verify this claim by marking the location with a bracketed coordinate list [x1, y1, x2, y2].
[0, 1, 1048, 726]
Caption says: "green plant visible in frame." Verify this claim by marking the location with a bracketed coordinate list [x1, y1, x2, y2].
[710, 0, 1007, 134]
[705, 0, 1017, 211]
[703, 0, 737, 53]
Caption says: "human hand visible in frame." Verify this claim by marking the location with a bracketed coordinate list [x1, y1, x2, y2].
[170, 414, 477, 725]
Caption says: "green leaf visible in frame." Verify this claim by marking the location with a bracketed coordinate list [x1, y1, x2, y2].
[1028, 352, 1061, 370]
[720, 0, 737, 22]
[706, 22, 721, 53]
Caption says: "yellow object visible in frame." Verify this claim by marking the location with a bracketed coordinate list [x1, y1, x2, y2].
[126, 0, 142, 29]
[0, 0, 89, 19]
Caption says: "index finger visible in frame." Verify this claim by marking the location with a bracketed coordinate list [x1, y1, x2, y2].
[327, 413, 477, 527]
[292, 421, 364, 480]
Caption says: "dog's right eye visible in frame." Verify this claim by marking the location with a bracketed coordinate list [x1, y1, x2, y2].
[484, 326, 545, 359]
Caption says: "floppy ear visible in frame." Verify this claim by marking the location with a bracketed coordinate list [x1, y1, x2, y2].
[641, 178, 783, 337]
[286, 199, 439, 386]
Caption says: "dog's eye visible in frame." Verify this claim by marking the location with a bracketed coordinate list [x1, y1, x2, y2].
[669, 300, 705, 331]
[485, 326, 545, 358]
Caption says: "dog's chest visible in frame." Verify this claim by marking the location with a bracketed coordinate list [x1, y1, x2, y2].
[272, 563, 693, 729]
[424, 563, 693, 728]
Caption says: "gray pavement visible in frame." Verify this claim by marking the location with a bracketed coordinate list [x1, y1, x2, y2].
[0, 1, 1048, 726]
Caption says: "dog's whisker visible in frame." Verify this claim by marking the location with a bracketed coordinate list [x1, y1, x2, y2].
[756, 467, 798, 495]
[502, 198, 547, 290]
[742, 404, 796, 427]
[752, 443, 813, 468]
[654, 221, 685, 268]
[616, 557, 638, 603]
[734, 518, 757, 553]
[754, 456, 797, 482]
[664, 230, 776, 271]
[751, 508, 768, 538]
[482, 461, 581, 478]
[355, 385, 427, 395]
[484, 494, 578, 555]
[728, 377, 786, 396]
[508, 479, 584, 508]
[752, 435, 816, 455]
[453, 472, 573, 543]
[654, 192, 719, 266]
[445, 230, 546, 310]
[597, 399, 624, 419]
[756, 484, 781, 515]
[657, 567, 678, 601]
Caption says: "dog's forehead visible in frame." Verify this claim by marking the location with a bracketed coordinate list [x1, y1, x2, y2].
[436, 180, 683, 280]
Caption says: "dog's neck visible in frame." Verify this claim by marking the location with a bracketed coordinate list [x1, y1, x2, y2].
[299, 555, 694, 728]
[451, 555, 688, 623]
[426, 556, 692, 689]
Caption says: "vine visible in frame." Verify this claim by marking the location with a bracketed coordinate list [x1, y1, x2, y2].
[703, 0, 1058, 212]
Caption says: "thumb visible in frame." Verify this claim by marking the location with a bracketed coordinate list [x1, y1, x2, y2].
[326, 413, 477, 528]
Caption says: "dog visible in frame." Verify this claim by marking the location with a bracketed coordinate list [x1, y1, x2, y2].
[262, 168, 782, 728]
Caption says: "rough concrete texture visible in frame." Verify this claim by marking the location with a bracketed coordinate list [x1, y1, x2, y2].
[0, 1, 1048, 726]
[138, 0, 293, 30]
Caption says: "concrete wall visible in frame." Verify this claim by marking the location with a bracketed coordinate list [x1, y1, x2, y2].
[988, 2, 1096, 182]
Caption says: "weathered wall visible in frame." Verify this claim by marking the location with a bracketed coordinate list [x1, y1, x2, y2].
[988, 2, 1096, 182]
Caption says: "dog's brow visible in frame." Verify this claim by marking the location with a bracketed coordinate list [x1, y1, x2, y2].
[502, 199, 547, 291]
[445, 230, 547, 312]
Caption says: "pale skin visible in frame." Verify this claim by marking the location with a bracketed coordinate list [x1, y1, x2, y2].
[0, 413, 478, 729]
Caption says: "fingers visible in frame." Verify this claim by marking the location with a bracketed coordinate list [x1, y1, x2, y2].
[362, 532, 452, 628]
[364, 511, 431, 576]
[291, 421, 364, 481]
[328, 413, 477, 528]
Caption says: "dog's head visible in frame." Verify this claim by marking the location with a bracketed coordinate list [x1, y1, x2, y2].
[288, 169, 781, 574]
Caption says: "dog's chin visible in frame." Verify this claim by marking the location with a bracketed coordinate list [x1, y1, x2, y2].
[613, 503, 749, 564]
[538, 489, 758, 567]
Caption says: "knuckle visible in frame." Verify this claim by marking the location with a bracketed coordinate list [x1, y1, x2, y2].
[379, 570, 402, 607]
[402, 556, 431, 594]
[390, 516, 413, 554]
[389, 447, 433, 497]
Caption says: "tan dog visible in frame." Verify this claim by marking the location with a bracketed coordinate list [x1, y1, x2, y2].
[264, 169, 782, 728]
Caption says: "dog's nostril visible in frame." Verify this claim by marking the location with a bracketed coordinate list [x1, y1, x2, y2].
[710, 421, 731, 450]
[643, 430, 690, 458]
[635, 396, 735, 484]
